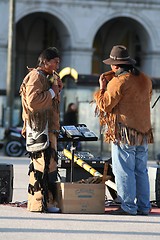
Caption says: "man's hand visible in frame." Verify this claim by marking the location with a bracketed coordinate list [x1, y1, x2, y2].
[52, 84, 59, 95]
[99, 74, 107, 90]
[57, 78, 63, 92]
[103, 70, 115, 81]
[51, 77, 63, 97]
[99, 70, 115, 90]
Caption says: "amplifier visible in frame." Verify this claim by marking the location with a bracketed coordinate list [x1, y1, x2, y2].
[0, 164, 13, 204]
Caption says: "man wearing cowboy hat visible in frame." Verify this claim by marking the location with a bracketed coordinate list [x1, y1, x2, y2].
[94, 45, 154, 215]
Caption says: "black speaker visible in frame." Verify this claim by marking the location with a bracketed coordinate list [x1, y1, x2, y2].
[0, 164, 13, 203]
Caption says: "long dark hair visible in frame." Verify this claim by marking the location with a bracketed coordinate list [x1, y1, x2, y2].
[117, 64, 140, 76]
[37, 47, 60, 67]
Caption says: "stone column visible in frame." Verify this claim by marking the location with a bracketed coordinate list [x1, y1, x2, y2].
[141, 51, 160, 77]
[0, 43, 8, 89]
[61, 47, 94, 74]
[0, 43, 8, 125]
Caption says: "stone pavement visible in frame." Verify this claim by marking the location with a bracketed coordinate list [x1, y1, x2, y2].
[0, 154, 160, 240]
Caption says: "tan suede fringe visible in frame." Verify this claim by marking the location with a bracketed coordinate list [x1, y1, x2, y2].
[95, 106, 154, 146]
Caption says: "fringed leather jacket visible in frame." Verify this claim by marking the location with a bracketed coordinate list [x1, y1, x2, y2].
[94, 69, 154, 145]
[19, 68, 60, 137]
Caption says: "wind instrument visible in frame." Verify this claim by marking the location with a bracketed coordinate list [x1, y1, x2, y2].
[49, 71, 60, 85]
[63, 148, 117, 190]
[101, 70, 115, 82]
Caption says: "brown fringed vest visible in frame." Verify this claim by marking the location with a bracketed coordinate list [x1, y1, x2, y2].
[19, 68, 60, 137]
[94, 71, 154, 145]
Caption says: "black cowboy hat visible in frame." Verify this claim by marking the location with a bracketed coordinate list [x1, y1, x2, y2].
[103, 45, 136, 65]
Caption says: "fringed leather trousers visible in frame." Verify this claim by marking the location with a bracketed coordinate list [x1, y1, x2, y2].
[27, 132, 58, 212]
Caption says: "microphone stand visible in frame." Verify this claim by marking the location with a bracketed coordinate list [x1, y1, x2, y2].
[152, 95, 160, 108]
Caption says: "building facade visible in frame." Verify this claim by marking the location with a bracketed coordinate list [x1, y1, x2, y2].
[0, 0, 160, 157]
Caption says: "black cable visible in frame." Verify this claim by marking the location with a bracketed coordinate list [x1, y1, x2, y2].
[152, 95, 160, 108]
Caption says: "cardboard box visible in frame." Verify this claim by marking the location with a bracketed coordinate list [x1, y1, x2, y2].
[57, 182, 105, 214]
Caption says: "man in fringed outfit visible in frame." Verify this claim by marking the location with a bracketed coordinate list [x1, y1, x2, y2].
[20, 47, 63, 213]
[94, 45, 154, 216]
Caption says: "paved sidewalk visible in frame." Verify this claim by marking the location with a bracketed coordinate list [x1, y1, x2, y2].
[0, 155, 160, 240]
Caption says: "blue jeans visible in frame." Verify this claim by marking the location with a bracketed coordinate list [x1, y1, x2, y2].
[111, 141, 151, 215]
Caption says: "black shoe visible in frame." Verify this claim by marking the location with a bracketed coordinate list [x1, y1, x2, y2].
[137, 210, 149, 216]
[107, 207, 136, 216]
